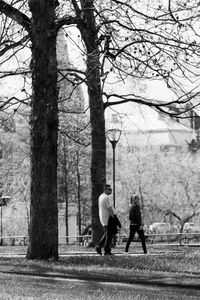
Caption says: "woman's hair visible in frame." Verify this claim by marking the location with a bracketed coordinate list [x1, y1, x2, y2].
[131, 194, 139, 203]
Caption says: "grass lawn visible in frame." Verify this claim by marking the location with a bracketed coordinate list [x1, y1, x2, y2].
[0, 244, 200, 277]
[0, 245, 200, 299]
[26, 247, 200, 278]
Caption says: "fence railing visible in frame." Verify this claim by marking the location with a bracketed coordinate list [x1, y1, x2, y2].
[0, 235, 92, 246]
[0, 236, 29, 246]
[116, 232, 200, 245]
[0, 232, 200, 246]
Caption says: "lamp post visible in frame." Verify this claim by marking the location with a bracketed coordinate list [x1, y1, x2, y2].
[0, 196, 10, 246]
[107, 128, 121, 208]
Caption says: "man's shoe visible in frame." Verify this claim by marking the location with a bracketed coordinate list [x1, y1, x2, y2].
[124, 251, 130, 255]
[95, 246, 102, 256]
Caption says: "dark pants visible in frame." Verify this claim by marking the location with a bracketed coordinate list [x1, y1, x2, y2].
[98, 226, 113, 254]
[125, 224, 147, 253]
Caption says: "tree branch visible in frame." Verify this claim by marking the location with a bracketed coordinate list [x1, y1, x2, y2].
[0, 68, 30, 78]
[0, 34, 30, 56]
[0, 0, 31, 33]
[59, 131, 90, 147]
[103, 91, 200, 118]
[55, 16, 78, 31]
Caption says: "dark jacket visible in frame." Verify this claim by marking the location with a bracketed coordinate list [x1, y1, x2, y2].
[129, 203, 142, 226]
[108, 215, 121, 234]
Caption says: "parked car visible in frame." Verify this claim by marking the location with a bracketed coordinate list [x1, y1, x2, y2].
[171, 224, 179, 233]
[183, 223, 200, 233]
[148, 222, 178, 243]
[148, 222, 170, 234]
[148, 222, 177, 234]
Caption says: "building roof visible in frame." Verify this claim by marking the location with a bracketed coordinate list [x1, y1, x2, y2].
[106, 101, 193, 147]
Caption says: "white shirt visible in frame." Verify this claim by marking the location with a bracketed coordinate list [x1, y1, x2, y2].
[98, 192, 112, 226]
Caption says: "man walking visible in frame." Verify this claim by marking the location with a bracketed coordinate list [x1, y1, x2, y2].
[95, 184, 115, 256]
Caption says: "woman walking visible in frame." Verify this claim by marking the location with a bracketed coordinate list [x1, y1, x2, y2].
[125, 194, 147, 254]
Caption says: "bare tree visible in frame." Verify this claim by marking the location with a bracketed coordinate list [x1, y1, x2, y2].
[55, 0, 200, 244]
[0, 0, 60, 260]
[1, 0, 200, 255]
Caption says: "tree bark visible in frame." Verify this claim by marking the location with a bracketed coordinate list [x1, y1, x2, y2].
[77, 0, 105, 245]
[88, 51, 106, 245]
[76, 151, 82, 237]
[63, 139, 69, 244]
[27, 0, 58, 260]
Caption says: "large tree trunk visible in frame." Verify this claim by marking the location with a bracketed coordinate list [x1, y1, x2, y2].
[78, 0, 105, 245]
[89, 61, 106, 245]
[27, 0, 58, 260]
[76, 151, 82, 237]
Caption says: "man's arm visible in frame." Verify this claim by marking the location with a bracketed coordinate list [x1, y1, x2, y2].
[108, 206, 114, 218]
[105, 196, 114, 217]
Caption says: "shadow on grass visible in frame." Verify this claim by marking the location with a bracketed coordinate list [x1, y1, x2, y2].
[0, 250, 200, 291]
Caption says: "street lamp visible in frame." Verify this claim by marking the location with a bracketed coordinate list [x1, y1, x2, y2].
[0, 196, 10, 246]
[107, 128, 121, 208]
